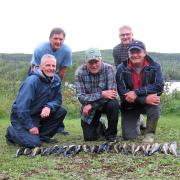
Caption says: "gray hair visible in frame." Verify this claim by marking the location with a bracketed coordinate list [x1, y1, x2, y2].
[49, 27, 66, 39]
[40, 54, 56, 65]
[119, 25, 132, 32]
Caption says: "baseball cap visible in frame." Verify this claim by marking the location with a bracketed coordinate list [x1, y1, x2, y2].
[85, 48, 102, 62]
[128, 40, 146, 51]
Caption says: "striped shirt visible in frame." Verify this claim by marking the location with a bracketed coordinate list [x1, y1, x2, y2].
[75, 62, 116, 124]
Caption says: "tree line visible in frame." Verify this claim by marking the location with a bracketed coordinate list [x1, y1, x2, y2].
[0, 50, 180, 118]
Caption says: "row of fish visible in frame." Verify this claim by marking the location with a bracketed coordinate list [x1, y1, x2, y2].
[16, 142, 179, 157]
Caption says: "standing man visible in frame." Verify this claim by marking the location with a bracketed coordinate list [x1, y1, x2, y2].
[6, 54, 67, 148]
[75, 48, 119, 142]
[116, 40, 164, 143]
[113, 25, 134, 68]
[30, 27, 72, 135]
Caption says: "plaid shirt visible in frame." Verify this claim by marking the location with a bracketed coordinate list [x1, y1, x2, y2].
[75, 62, 117, 124]
[112, 39, 135, 68]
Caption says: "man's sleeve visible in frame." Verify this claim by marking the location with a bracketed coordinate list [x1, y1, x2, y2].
[31, 48, 41, 66]
[107, 65, 117, 90]
[61, 48, 72, 67]
[75, 71, 102, 105]
[15, 78, 36, 130]
[116, 65, 130, 98]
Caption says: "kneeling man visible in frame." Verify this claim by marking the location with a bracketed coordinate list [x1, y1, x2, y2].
[6, 54, 67, 148]
[116, 40, 164, 143]
[75, 48, 119, 142]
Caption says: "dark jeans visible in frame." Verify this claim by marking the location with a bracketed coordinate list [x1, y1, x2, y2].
[6, 107, 67, 148]
[81, 99, 119, 141]
[121, 104, 160, 140]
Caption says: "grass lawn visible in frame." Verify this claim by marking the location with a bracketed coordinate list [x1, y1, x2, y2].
[0, 114, 179, 179]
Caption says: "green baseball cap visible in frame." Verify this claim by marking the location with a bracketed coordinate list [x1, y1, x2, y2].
[85, 48, 102, 62]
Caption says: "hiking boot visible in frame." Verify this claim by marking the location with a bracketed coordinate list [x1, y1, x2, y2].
[143, 133, 155, 143]
[16, 147, 26, 157]
[57, 128, 69, 135]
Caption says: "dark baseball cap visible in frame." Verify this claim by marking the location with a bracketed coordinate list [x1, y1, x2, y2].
[128, 40, 146, 51]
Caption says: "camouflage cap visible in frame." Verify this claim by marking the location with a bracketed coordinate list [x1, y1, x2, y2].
[85, 48, 102, 62]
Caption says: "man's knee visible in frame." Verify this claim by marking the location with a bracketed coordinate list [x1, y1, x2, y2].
[53, 107, 67, 119]
[106, 99, 119, 110]
[6, 126, 41, 148]
[23, 137, 41, 148]
[147, 105, 161, 120]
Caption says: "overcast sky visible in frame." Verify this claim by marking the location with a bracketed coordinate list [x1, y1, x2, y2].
[0, 0, 180, 53]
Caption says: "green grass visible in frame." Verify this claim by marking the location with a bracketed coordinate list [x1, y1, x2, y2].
[0, 114, 180, 180]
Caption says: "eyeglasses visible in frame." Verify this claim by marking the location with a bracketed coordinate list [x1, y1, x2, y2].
[120, 33, 131, 37]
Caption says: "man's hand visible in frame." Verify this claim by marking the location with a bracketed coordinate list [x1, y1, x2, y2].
[83, 104, 92, 115]
[125, 91, 137, 103]
[102, 90, 117, 99]
[40, 106, 51, 118]
[145, 94, 160, 105]
[29, 127, 39, 135]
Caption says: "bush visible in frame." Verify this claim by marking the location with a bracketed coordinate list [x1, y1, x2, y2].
[161, 84, 180, 115]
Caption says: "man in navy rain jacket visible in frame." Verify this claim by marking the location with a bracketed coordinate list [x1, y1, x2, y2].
[5, 54, 67, 148]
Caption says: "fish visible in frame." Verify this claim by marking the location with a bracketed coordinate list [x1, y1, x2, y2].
[23, 148, 32, 155]
[113, 143, 122, 153]
[63, 145, 77, 157]
[31, 147, 41, 157]
[169, 142, 178, 157]
[16, 147, 26, 157]
[82, 145, 91, 153]
[106, 142, 116, 153]
[122, 143, 131, 155]
[74, 145, 83, 154]
[131, 143, 137, 155]
[48, 144, 60, 155]
[142, 144, 151, 155]
[97, 143, 108, 153]
[41, 147, 50, 156]
[56, 146, 68, 155]
[91, 145, 99, 153]
[133, 145, 142, 155]
[161, 143, 169, 155]
[147, 143, 160, 156]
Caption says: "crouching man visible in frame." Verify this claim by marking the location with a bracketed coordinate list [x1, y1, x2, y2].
[5, 54, 67, 148]
[75, 48, 119, 142]
[116, 40, 164, 143]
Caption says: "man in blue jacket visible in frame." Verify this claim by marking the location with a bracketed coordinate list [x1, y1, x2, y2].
[30, 27, 72, 135]
[116, 40, 164, 143]
[5, 54, 67, 148]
